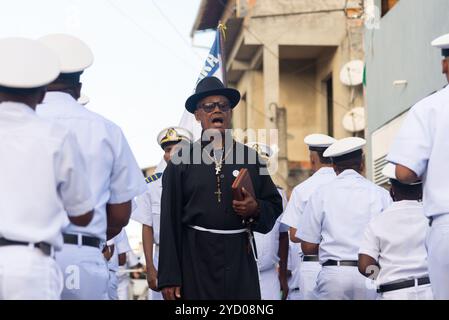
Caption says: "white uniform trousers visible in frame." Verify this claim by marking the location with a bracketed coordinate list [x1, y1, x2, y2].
[259, 266, 281, 300]
[117, 272, 131, 300]
[298, 261, 321, 300]
[378, 284, 433, 300]
[0, 246, 63, 300]
[108, 270, 119, 300]
[314, 266, 377, 300]
[55, 244, 109, 300]
[287, 265, 301, 300]
[426, 213, 449, 299]
[148, 244, 163, 300]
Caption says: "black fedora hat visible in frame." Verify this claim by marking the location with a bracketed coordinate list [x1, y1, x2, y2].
[185, 76, 241, 113]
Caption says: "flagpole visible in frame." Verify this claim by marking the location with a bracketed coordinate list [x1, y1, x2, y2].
[218, 21, 228, 86]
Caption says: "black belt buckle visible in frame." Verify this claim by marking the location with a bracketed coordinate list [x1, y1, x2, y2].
[36, 242, 52, 256]
[63, 233, 101, 248]
[323, 259, 358, 267]
[303, 255, 319, 262]
[378, 276, 431, 293]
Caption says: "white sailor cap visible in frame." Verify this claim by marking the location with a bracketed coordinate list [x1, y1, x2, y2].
[382, 163, 422, 185]
[323, 137, 366, 158]
[77, 94, 90, 106]
[157, 127, 193, 149]
[245, 142, 274, 159]
[38, 34, 94, 74]
[0, 37, 60, 89]
[304, 134, 336, 149]
[431, 33, 449, 57]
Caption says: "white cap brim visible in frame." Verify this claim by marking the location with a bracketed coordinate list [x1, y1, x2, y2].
[304, 134, 336, 148]
[38, 34, 93, 74]
[0, 37, 60, 89]
[323, 137, 366, 158]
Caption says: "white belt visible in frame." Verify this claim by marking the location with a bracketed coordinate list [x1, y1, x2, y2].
[189, 225, 247, 234]
[188, 225, 258, 262]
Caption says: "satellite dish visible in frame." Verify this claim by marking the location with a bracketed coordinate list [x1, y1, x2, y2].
[342, 107, 365, 132]
[339, 60, 364, 86]
[78, 94, 90, 106]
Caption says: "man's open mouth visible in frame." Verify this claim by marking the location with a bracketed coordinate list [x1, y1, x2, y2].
[211, 114, 224, 124]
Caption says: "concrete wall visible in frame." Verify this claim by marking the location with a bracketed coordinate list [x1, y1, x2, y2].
[365, 0, 449, 177]
[279, 59, 317, 162]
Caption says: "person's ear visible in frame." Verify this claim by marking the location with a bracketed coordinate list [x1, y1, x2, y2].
[194, 110, 201, 122]
[442, 59, 449, 75]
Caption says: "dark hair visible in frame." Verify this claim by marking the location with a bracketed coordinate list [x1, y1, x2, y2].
[309, 147, 332, 164]
[391, 179, 422, 201]
[0, 85, 44, 96]
[54, 72, 82, 85]
[332, 149, 363, 172]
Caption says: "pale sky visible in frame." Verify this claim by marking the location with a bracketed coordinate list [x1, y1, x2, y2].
[0, 0, 214, 252]
[0, 0, 214, 169]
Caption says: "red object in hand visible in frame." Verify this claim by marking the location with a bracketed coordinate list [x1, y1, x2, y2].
[231, 168, 255, 201]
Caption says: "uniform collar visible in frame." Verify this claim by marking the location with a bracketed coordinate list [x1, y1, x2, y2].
[337, 169, 363, 179]
[0, 101, 36, 116]
[43, 91, 78, 105]
[314, 166, 335, 176]
[389, 200, 423, 210]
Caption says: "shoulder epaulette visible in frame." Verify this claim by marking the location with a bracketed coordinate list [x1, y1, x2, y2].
[145, 172, 162, 184]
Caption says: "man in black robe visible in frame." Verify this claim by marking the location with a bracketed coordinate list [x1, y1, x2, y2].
[157, 77, 283, 300]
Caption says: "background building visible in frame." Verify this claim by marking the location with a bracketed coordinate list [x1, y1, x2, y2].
[192, 0, 366, 192]
[365, 0, 449, 185]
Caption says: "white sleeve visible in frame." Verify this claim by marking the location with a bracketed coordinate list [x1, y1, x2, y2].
[281, 191, 301, 229]
[297, 191, 323, 244]
[57, 131, 94, 217]
[358, 221, 380, 261]
[116, 229, 132, 254]
[387, 105, 432, 177]
[108, 128, 147, 204]
[131, 190, 153, 226]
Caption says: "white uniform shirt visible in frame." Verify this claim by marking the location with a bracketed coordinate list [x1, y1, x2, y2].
[108, 229, 132, 272]
[37, 92, 147, 241]
[255, 188, 289, 271]
[359, 200, 429, 285]
[298, 169, 392, 264]
[387, 86, 449, 217]
[132, 175, 162, 244]
[0, 102, 94, 249]
[281, 167, 336, 229]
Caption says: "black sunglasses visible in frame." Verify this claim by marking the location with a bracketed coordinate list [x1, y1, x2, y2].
[199, 102, 231, 113]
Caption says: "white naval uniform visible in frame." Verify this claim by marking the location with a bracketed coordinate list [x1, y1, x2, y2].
[254, 188, 288, 300]
[281, 167, 336, 300]
[359, 200, 433, 300]
[117, 250, 140, 300]
[286, 241, 301, 300]
[298, 169, 392, 300]
[132, 174, 163, 300]
[0, 102, 94, 299]
[107, 229, 132, 300]
[37, 92, 146, 300]
[387, 86, 449, 299]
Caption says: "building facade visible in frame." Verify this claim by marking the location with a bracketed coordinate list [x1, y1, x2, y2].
[365, 0, 449, 185]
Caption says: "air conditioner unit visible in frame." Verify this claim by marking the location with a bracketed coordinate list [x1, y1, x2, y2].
[371, 111, 408, 185]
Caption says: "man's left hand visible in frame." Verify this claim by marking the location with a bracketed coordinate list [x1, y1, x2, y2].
[232, 188, 259, 219]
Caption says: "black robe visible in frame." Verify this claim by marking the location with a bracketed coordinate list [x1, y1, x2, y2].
[157, 141, 283, 300]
